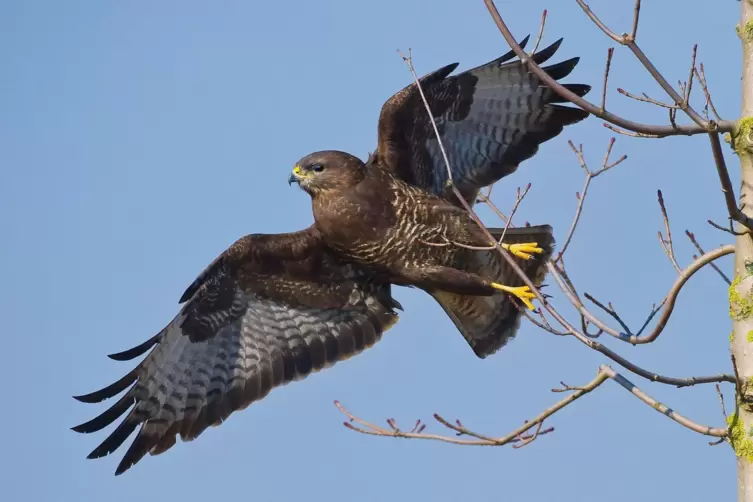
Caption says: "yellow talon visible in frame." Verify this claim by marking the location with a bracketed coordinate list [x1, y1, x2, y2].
[491, 283, 536, 310]
[501, 242, 544, 260]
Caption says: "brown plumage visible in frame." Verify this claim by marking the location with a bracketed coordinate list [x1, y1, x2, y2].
[291, 151, 553, 357]
[74, 35, 586, 476]
[290, 36, 588, 356]
[73, 229, 400, 476]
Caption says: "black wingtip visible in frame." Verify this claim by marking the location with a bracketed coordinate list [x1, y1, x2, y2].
[497, 35, 530, 64]
[178, 288, 193, 304]
[85, 418, 139, 461]
[107, 333, 161, 361]
[72, 365, 139, 403]
[531, 38, 564, 65]
[432, 62, 460, 81]
[566, 83, 591, 98]
[73, 393, 94, 404]
[71, 394, 134, 434]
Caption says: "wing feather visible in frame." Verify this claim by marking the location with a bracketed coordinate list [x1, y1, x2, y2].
[374, 37, 590, 205]
[73, 227, 399, 475]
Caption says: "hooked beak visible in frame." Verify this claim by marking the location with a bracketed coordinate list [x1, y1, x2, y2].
[288, 165, 303, 186]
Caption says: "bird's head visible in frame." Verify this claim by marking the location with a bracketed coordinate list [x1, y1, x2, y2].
[288, 150, 366, 196]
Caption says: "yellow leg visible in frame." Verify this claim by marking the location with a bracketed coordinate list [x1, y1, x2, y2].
[490, 283, 536, 310]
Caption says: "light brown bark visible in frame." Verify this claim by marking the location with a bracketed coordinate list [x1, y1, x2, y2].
[733, 3, 753, 501]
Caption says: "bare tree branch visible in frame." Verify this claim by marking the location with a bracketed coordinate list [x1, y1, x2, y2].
[529, 9, 547, 56]
[686, 230, 732, 285]
[549, 245, 734, 346]
[334, 369, 606, 447]
[555, 138, 626, 263]
[484, 0, 750, 233]
[335, 365, 726, 448]
[482, 0, 734, 137]
[599, 366, 728, 437]
[398, 38, 735, 388]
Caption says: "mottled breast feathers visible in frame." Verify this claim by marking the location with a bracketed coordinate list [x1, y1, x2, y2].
[74, 34, 588, 477]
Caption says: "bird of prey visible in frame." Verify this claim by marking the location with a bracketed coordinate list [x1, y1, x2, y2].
[289, 36, 588, 356]
[73, 36, 589, 475]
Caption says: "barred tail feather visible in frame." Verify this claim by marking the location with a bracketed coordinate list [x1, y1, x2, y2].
[430, 225, 554, 358]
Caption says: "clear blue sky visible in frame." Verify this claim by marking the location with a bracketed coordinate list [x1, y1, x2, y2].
[0, 1, 743, 500]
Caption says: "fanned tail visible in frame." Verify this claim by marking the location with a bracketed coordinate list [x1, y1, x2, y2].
[430, 225, 554, 358]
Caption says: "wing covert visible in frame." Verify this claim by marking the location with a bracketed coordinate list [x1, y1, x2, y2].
[374, 37, 590, 205]
[72, 227, 400, 475]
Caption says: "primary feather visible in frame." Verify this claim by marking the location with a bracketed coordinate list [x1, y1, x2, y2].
[73, 229, 399, 475]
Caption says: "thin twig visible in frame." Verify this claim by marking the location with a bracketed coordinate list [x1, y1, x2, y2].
[400, 46, 734, 387]
[575, 0, 708, 128]
[584, 293, 667, 340]
[695, 63, 722, 121]
[617, 88, 679, 109]
[685, 230, 732, 285]
[529, 10, 547, 55]
[556, 139, 626, 263]
[683, 44, 698, 105]
[657, 190, 682, 273]
[334, 369, 608, 447]
[499, 184, 531, 243]
[716, 384, 728, 421]
[566, 0, 750, 231]
[550, 245, 734, 346]
[601, 47, 614, 112]
[335, 365, 727, 448]
[708, 218, 750, 236]
[600, 365, 728, 437]
[482, 0, 733, 137]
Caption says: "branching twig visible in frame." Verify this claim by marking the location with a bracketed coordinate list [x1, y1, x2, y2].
[685, 230, 732, 285]
[555, 138, 626, 263]
[400, 43, 735, 387]
[657, 190, 682, 273]
[617, 88, 678, 110]
[529, 10, 547, 56]
[551, 245, 734, 346]
[335, 365, 726, 448]
[482, 0, 734, 137]
[484, 0, 749, 233]
[334, 369, 607, 447]
[695, 63, 723, 122]
[599, 366, 727, 437]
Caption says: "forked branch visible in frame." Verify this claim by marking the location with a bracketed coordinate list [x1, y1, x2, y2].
[398, 43, 735, 387]
[335, 365, 727, 448]
[482, 0, 733, 137]
[482, 0, 750, 232]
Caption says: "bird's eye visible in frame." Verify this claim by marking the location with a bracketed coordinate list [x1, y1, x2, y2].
[310, 164, 325, 173]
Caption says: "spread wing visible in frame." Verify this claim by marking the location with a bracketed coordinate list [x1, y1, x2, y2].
[72, 226, 400, 475]
[373, 37, 590, 205]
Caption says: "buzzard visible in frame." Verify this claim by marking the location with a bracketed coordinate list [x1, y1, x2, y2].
[73, 36, 589, 475]
[289, 36, 588, 357]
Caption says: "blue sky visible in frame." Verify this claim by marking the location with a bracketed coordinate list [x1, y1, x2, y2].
[0, 1, 743, 500]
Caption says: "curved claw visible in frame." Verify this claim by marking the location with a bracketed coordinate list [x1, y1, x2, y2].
[490, 283, 536, 310]
[502, 242, 544, 260]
